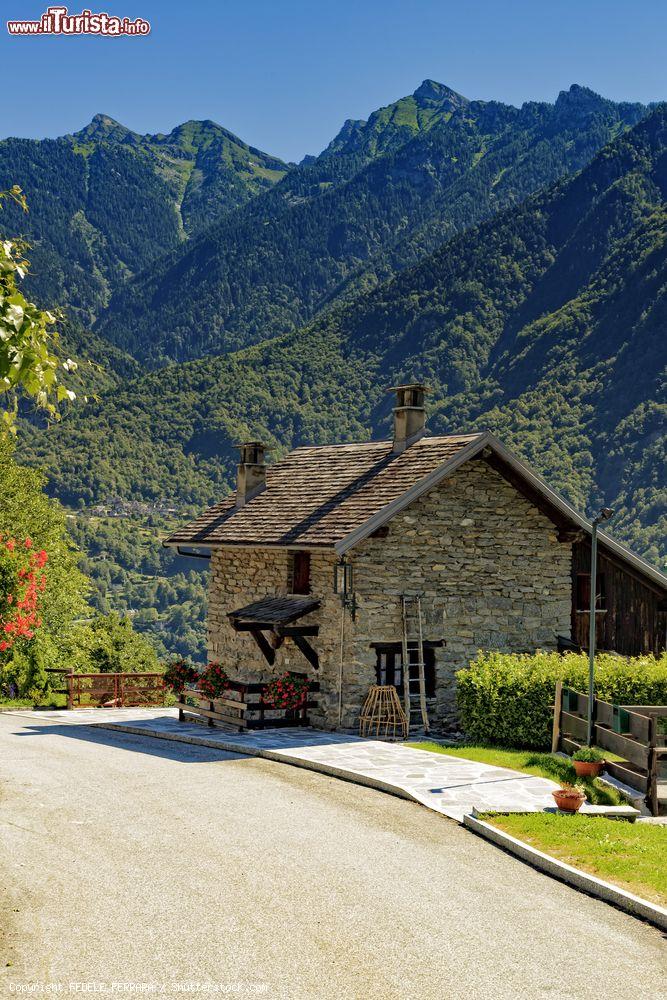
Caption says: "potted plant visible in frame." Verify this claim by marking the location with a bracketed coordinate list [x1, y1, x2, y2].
[572, 746, 605, 778]
[552, 783, 587, 813]
[163, 658, 198, 695]
[262, 672, 310, 714]
[197, 661, 230, 701]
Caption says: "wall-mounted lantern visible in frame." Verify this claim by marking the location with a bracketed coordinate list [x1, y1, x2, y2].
[334, 558, 356, 620]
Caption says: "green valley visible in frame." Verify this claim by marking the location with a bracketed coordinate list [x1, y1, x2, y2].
[7, 84, 666, 662]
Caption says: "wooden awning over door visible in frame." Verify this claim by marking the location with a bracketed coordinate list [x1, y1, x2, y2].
[227, 595, 321, 669]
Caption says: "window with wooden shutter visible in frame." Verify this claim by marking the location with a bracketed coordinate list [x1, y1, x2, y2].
[373, 643, 437, 698]
[291, 551, 311, 595]
[576, 573, 607, 611]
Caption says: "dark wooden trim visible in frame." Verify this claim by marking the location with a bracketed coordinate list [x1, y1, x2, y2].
[370, 640, 444, 650]
[557, 529, 585, 544]
[246, 715, 312, 729]
[231, 621, 276, 632]
[292, 634, 320, 670]
[291, 551, 311, 595]
[228, 597, 321, 628]
[571, 540, 665, 654]
[249, 629, 276, 665]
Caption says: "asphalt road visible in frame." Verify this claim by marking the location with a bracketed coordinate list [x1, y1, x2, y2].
[0, 713, 665, 1000]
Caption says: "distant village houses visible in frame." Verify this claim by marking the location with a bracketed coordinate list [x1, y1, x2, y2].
[90, 497, 180, 519]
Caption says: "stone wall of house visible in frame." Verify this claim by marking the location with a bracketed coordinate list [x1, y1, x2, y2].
[342, 459, 573, 730]
[207, 547, 343, 728]
[207, 459, 572, 733]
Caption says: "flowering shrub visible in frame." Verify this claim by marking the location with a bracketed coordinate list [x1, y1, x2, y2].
[0, 534, 47, 653]
[163, 658, 198, 694]
[262, 672, 310, 712]
[197, 661, 229, 700]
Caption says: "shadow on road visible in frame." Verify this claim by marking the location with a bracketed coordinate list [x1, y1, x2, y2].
[13, 723, 249, 763]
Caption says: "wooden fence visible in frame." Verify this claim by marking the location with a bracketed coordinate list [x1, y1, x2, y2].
[46, 668, 166, 709]
[552, 682, 667, 815]
[176, 677, 320, 732]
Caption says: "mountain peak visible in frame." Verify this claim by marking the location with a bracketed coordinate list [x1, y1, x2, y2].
[413, 79, 469, 109]
[554, 84, 613, 118]
[91, 113, 122, 127]
[73, 113, 135, 142]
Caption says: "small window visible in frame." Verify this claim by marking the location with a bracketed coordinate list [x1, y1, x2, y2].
[576, 573, 606, 611]
[291, 551, 311, 595]
[374, 645, 436, 698]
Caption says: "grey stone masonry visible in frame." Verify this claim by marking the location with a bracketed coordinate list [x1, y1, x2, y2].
[207, 458, 572, 732]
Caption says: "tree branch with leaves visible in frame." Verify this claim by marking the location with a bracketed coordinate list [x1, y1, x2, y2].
[0, 185, 75, 432]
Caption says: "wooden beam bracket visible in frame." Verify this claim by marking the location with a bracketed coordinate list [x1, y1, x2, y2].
[249, 628, 276, 665]
[291, 634, 320, 670]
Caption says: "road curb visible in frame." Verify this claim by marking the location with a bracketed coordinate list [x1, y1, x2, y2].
[9, 711, 665, 928]
[97, 721, 421, 805]
[463, 813, 667, 932]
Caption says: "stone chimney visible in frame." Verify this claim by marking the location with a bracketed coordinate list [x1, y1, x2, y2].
[389, 383, 429, 453]
[236, 441, 267, 507]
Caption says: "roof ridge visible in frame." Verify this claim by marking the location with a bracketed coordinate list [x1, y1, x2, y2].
[290, 432, 482, 452]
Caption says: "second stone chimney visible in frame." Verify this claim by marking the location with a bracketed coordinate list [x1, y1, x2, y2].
[236, 441, 267, 507]
[389, 383, 429, 453]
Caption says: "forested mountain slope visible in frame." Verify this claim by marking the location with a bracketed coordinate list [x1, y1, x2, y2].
[96, 82, 648, 364]
[24, 105, 667, 565]
[0, 116, 287, 325]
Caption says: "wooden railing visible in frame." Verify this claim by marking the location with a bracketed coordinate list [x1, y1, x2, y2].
[553, 682, 667, 814]
[46, 668, 166, 709]
[176, 676, 320, 732]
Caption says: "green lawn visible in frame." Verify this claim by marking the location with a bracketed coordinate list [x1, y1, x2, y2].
[409, 742, 624, 805]
[0, 698, 36, 710]
[0, 695, 66, 710]
[486, 813, 667, 906]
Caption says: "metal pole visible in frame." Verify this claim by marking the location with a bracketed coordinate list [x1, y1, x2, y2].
[337, 602, 345, 727]
[587, 521, 598, 746]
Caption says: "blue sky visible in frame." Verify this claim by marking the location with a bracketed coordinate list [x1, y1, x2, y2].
[2, 0, 666, 161]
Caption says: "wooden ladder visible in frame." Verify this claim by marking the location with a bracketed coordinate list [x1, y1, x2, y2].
[401, 595, 430, 735]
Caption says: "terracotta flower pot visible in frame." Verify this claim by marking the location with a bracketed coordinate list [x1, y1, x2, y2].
[552, 788, 586, 813]
[573, 759, 603, 778]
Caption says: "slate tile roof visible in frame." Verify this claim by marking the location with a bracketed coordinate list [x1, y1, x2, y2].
[228, 595, 321, 625]
[165, 433, 483, 549]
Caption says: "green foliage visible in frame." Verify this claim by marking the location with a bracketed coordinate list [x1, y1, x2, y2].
[0, 432, 89, 653]
[572, 746, 605, 762]
[20, 106, 667, 568]
[5, 90, 665, 651]
[0, 186, 74, 430]
[98, 83, 646, 364]
[65, 612, 159, 673]
[0, 432, 90, 697]
[456, 650, 667, 748]
[66, 513, 208, 661]
[0, 118, 287, 326]
[0, 189, 164, 688]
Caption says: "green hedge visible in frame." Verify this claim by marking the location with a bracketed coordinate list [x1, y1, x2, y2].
[456, 651, 667, 749]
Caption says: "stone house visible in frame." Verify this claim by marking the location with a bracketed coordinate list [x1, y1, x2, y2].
[165, 384, 666, 732]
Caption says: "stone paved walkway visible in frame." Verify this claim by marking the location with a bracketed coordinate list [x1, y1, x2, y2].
[6, 707, 570, 821]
